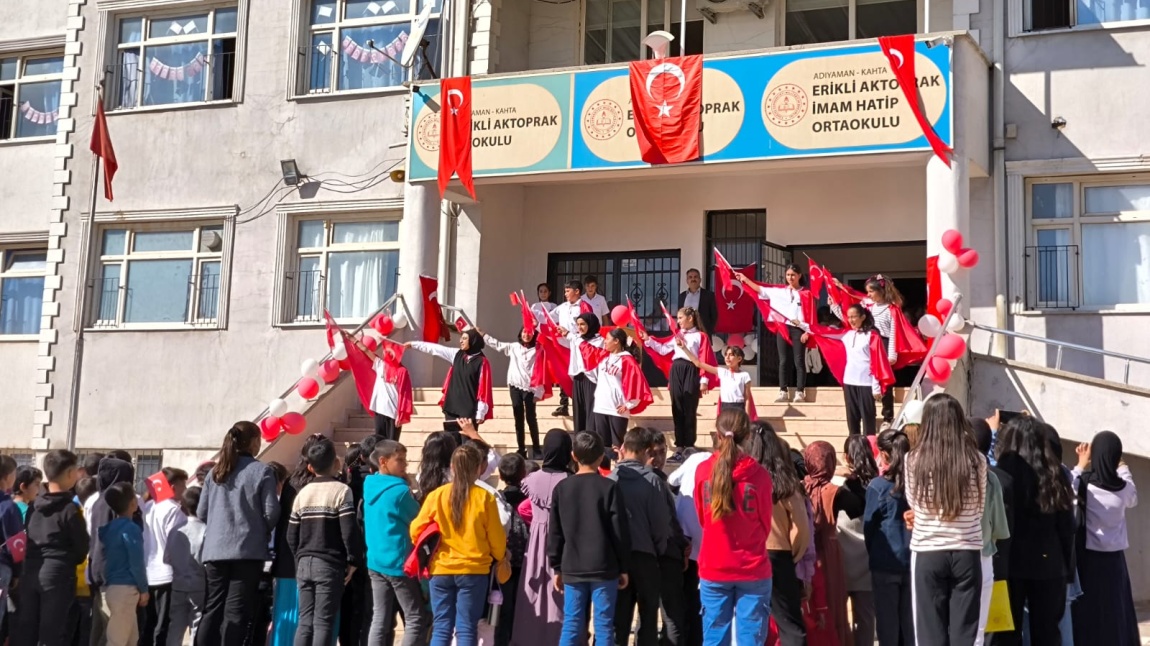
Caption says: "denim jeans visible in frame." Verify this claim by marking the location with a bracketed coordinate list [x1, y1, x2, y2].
[699, 578, 773, 646]
[428, 574, 488, 646]
[561, 580, 618, 646]
[0, 563, 10, 630]
[295, 556, 345, 646]
[369, 570, 429, 646]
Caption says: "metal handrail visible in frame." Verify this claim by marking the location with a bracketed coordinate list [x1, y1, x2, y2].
[969, 322, 1150, 386]
[894, 292, 965, 427]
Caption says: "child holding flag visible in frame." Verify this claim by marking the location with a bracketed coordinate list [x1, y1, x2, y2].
[734, 262, 814, 403]
[483, 326, 543, 459]
[639, 306, 717, 462]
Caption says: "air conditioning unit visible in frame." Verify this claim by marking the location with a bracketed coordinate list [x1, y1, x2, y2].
[695, 0, 767, 23]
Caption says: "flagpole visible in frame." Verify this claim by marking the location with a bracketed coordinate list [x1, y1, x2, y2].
[65, 87, 104, 452]
[680, 0, 686, 53]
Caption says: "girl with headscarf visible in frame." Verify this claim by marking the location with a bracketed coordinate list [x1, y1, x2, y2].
[1070, 431, 1139, 646]
[482, 327, 544, 458]
[557, 313, 603, 434]
[510, 429, 575, 646]
[408, 328, 494, 444]
[802, 440, 862, 646]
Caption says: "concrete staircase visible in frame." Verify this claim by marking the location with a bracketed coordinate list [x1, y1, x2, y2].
[331, 387, 906, 466]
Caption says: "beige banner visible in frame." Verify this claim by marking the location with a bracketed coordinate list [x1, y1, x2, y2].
[761, 51, 947, 149]
[412, 83, 565, 171]
[578, 68, 746, 163]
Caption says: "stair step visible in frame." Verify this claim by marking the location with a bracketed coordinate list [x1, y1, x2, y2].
[409, 387, 907, 407]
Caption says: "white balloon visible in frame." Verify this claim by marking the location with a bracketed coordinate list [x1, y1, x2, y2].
[742, 344, 756, 361]
[392, 309, 408, 329]
[918, 314, 942, 337]
[711, 335, 725, 352]
[331, 343, 348, 361]
[902, 399, 925, 425]
[945, 314, 966, 333]
[744, 334, 758, 348]
[300, 358, 320, 378]
[268, 398, 289, 418]
[938, 252, 960, 275]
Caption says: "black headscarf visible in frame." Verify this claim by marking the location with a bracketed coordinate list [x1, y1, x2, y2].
[463, 328, 485, 355]
[541, 428, 573, 473]
[518, 327, 538, 348]
[578, 313, 601, 341]
[1083, 430, 1126, 493]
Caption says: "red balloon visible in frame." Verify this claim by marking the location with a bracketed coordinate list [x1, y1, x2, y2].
[297, 377, 320, 400]
[936, 298, 954, 320]
[362, 335, 379, 352]
[934, 333, 967, 360]
[371, 314, 394, 337]
[338, 358, 351, 371]
[610, 305, 630, 327]
[927, 356, 953, 383]
[318, 359, 341, 384]
[942, 229, 964, 255]
[259, 416, 282, 442]
[281, 412, 307, 435]
[957, 248, 980, 268]
[727, 334, 746, 349]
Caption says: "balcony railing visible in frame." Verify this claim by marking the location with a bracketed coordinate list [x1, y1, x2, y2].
[105, 50, 236, 110]
[1024, 245, 1080, 310]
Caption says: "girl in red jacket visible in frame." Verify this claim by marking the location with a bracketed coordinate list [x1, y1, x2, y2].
[692, 409, 775, 646]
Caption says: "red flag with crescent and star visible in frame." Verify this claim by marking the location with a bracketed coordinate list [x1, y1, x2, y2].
[877, 35, 951, 167]
[715, 263, 757, 334]
[437, 76, 477, 199]
[629, 54, 703, 165]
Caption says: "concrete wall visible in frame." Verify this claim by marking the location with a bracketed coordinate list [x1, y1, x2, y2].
[0, 344, 38, 447]
[0, 0, 67, 40]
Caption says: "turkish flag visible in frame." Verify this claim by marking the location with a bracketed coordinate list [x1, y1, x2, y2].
[807, 257, 829, 299]
[325, 310, 377, 412]
[877, 35, 951, 167]
[517, 291, 537, 336]
[926, 255, 942, 320]
[420, 275, 451, 342]
[713, 248, 736, 295]
[4, 530, 26, 564]
[90, 100, 118, 201]
[629, 55, 703, 165]
[715, 264, 756, 334]
[146, 471, 175, 503]
[437, 76, 477, 199]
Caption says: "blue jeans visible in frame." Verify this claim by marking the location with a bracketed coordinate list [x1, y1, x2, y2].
[428, 574, 488, 646]
[561, 580, 618, 646]
[699, 578, 773, 646]
[0, 563, 10, 629]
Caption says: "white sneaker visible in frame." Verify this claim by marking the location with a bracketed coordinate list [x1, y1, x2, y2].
[775, 390, 789, 403]
[793, 391, 806, 403]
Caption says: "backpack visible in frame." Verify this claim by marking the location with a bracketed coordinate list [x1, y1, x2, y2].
[498, 491, 529, 570]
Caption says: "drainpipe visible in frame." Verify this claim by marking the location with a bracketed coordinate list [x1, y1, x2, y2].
[992, 0, 1008, 358]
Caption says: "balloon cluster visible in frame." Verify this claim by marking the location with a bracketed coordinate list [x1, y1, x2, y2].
[915, 228, 980, 385]
[712, 334, 757, 360]
[259, 309, 409, 442]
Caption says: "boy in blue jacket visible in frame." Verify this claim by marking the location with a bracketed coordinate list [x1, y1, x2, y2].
[99, 481, 149, 646]
[0, 455, 25, 630]
[363, 440, 427, 646]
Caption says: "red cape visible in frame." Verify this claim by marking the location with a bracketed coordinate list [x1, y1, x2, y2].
[437, 354, 495, 422]
[579, 343, 654, 415]
[532, 306, 573, 398]
[826, 282, 926, 369]
[807, 324, 895, 390]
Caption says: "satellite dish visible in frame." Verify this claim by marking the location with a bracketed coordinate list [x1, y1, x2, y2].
[401, 3, 434, 68]
[642, 30, 675, 60]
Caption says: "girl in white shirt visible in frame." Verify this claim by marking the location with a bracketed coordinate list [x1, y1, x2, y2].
[738, 263, 812, 403]
[557, 313, 603, 435]
[682, 343, 754, 419]
[483, 328, 544, 458]
[642, 307, 710, 460]
[367, 343, 412, 441]
[580, 327, 653, 457]
[830, 275, 905, 426]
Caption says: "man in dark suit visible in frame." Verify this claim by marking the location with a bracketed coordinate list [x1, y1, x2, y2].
[677, 268, 718, 334]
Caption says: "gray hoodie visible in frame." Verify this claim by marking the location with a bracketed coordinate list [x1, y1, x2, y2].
[608, 459, 673, 557]
[197, 456, 279, 563]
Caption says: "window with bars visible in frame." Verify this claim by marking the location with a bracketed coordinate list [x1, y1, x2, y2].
[284, 217, 401, 323]
[93, 225, 225, 328]
[109, 7, 238, 110]
[0, 248, 46, 336]
[302, 0, 443, 95]
[1026, 176, 1150, 311]
[0, 53, 64, 140]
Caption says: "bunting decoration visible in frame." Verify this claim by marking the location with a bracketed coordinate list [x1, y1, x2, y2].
[341, 32, 408, 64]
[147, 52, 207, 81]
[18, 102, 59, 125]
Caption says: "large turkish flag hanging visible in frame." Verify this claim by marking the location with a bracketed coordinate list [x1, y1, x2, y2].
[629, 55, 703, 164]
[438, 76, 477, 199]
[877, 35, 951, 167]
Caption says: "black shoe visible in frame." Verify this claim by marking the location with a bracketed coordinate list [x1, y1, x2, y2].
[552, 406, 569, 417]
[532, 447, 543, 460]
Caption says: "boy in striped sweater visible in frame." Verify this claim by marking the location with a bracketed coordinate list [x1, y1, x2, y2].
[287, 437, 359, 646]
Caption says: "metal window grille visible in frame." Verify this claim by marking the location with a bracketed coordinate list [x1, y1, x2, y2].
[1024, 244, 1080, 310]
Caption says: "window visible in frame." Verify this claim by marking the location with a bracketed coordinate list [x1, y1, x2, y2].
[0, 53, 64, 140]
[94, 225, 225, 327]
[1026, 0, 1149, 30]
[1026, 176, 1150, 310]
[303, 0, 442, 94]
[785, 0, 917, 45]
[286, 218, 400, 323]
[583, 0, 703, 65]
[0, 248, 46, 336]
[110, 7, 238, 110]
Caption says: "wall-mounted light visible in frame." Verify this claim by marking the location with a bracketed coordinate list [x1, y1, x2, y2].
[280, 159, 304, 186]
[1052, 116, 1067, 130]
[389, 169, 406, 183]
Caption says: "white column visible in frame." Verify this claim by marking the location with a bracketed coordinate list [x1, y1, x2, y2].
[400, 184, 442, 384]
[926, 154, 971, 308]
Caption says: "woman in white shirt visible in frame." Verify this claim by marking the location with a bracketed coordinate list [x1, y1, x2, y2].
[641, 307, 709, 461]
[580, 327, 653, 458]
[483, 328, 544, 459]
[1071, 430, 1139, 646]
[557, 313, 603, 435]
[738, 263, 811, 403]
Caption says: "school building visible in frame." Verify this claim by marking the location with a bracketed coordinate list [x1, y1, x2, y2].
[1, 0, 1148, 596]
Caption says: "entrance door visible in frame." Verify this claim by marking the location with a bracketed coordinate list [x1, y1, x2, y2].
[548, 250, 681, 385]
